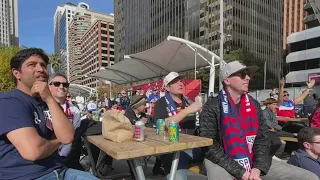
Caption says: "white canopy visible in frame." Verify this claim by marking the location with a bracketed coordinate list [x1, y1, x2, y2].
[89, 36, 221, 94]
[69, 84, 97, 96]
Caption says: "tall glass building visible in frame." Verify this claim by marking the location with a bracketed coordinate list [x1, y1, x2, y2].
[115, 0, 284, 87]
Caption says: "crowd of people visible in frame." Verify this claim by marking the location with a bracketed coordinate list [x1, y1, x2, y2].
[1, 47, 320, 180]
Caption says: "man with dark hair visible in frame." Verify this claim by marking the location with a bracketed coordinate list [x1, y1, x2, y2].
[200, 61, 317, 180]
[288, 127, 320, 178]
[0, 48, 98, 179]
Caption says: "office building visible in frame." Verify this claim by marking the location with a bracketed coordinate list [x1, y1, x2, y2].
[285, 0, 320, 85]
[114, 0, 284, 86]
[0, 0, 18, 46]
[283, 0, 307, 49]
[68, 3, 114, 85]
[54, 2, 77, 79]
[81, 18, 115, 89]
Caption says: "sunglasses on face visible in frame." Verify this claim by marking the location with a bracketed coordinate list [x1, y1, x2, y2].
[66, 96, 71, 98]
[49, 81, 70, 88]
[284, 94, 289, 97]
[230, 71, 250, 79]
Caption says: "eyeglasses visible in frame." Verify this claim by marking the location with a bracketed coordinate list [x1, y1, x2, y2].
[309, 141, 320, 144]
[231, 71, 250, 79]
[283, 94, 289, 97]
[66, 96, 71, 98]
[49, 81, 70, 88]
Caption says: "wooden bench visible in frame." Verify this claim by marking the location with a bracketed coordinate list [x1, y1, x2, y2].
[280, 137, 298, 142]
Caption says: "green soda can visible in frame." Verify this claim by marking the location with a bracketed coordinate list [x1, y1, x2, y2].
[169, 122, 179, 142]
[156, 119, 165, 135]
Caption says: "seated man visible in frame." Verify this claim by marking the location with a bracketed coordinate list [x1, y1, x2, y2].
[200, 61, 318, 180]
[288, 127, 320, 178]
[48, 73, 81, 160]
[153, 72, 203, 180]
[0, 48, 98, 180]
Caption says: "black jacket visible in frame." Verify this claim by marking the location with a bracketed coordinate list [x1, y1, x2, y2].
[200, 96, 271, 179]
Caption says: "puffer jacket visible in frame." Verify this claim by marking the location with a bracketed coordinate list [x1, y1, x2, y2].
[200, 96, 271, 179]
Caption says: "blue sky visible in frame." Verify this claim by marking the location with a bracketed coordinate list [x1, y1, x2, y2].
[18, 0, 114, 54]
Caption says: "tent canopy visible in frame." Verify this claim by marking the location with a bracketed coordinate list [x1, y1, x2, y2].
[89, 36, 221, 85]
[69, 84, 97, 96]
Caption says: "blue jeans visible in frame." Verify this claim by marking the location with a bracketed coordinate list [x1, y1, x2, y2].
[36, 167, 98, 180]
[161, 148, 203, 180]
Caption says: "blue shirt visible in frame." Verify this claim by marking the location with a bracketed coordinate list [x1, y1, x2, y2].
[0, 89, 63, 180]
[147, 94, 160, 103]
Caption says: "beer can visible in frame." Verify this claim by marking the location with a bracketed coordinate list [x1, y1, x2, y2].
[168, 122, 179, 142]
[134, 121, 145, 141]
[156, 119, 165, 136]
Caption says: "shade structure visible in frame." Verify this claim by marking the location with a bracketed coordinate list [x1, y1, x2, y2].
[69, 83, 97, 96]
[89, 36, 221, 93]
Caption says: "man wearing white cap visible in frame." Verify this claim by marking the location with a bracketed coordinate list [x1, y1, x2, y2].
[200, 61, 317, 180]
[153, 72, 202, 180]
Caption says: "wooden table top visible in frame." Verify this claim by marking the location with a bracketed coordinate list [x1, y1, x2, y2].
[277, 117, 309, 122]
[87, 128, 213, 160]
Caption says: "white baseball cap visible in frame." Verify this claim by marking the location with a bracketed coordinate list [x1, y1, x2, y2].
[220, 61, 259, 82]
[163, 72, 185, 87]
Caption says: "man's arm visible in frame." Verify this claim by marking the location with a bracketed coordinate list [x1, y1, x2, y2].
[252, 101, 272, 175]
[7, 127, 61, 161]
[164, 101, 202, 125]
[277, 78, 285, 106]
[199, 98, 246, 179]
[0, 98, 61, 161]
[262, 110, 273, 129]
[46, 97, 74, 144]
[31, 81, 74, 144]
[294, 79, 315, 105]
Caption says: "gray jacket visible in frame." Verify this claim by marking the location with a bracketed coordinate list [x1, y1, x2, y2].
[262, 108, 282, 130]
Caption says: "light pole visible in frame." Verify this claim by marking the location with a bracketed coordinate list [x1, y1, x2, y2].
[263, 60, 267, 90]
[219, 0, 224, 90]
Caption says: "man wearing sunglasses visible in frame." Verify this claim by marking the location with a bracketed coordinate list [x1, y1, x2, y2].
[48, 73, 81, 160]
[0, 48, 98, 179]
[120, 90, 130, 110]
[276, 78, 315, 118]
[288, 127, 320, 178]
[200, 61, 317, 180]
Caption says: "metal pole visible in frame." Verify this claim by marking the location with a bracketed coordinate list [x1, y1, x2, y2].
[194, 49, 197, 80]
[209, 56, 215, 95]
[264, 60, 267, 90]
[219, 0, 224, 90]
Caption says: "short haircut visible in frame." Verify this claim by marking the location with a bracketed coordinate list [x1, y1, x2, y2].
[49, 73, 68, 83]
[263, 98, 277, 105]
[10, 48, 49, 84]
[298, 127, 320, 149]
[284, 90, 288, 94]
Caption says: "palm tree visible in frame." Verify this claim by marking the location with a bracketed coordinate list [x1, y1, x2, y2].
[50, 53, 61, 73]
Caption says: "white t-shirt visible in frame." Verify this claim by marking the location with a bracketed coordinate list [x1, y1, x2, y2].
[75, 95, 85, 104]
[58, 102, 81, 157]
[86, 102, 97, 112]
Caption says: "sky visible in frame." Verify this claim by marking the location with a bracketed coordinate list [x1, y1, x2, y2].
[18, 0, 114, 54]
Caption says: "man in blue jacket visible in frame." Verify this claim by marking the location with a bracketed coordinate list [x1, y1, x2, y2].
[288, 127, 320, 178]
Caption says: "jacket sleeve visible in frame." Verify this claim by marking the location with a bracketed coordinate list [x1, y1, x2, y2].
[252, 100, 272, 175]
[262, 109, 273, 129]
[200, 98, 246, 179]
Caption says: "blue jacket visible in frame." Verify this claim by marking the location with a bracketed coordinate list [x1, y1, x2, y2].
[288, 149, 320, 177]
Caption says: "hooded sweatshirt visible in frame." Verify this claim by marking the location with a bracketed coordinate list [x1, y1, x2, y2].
[287, 149, 320, 177]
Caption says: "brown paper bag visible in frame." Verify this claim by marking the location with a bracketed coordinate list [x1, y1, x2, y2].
[102, 109, 134, 142]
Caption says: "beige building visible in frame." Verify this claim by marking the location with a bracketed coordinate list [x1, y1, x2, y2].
[68, 3, 114, 85]
[0, 0, 18, 46]
[283, 0, 307, 49]
[81, 19, 115, 89]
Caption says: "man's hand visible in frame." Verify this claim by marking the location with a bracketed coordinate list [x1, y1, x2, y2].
[31, 81, 54, 102]
[307, 79, 315, 89]
[248, 168, 261, 180]
[186, 101, 202, 114]
[280, 77, 285, 87]
[268, 128, 276, 132]
[140, 117, 148, 123]
[241, 171, 251, 180]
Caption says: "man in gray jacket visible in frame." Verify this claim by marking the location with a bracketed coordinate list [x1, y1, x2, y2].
[200, 61, 318, 180]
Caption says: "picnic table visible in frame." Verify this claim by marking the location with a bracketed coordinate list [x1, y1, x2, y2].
[85, 127, 213, 180]
[277, 117, 309, 123]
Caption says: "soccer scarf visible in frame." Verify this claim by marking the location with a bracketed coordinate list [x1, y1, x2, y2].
[164, 93, 200, 131]
[219, 89, 259, 173]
